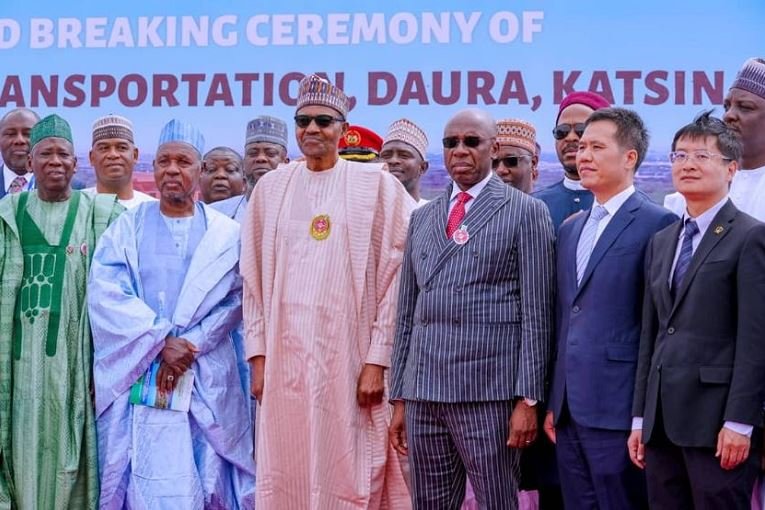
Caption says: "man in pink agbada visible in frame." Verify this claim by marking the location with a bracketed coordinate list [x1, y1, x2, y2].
[240, 74, 413, 509]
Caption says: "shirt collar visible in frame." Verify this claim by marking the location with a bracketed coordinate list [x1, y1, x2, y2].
[450, 171, 493, 203]
[682, 195, 729, 239]
[593, 185, 635, 217]
[563, 175, 586, 191]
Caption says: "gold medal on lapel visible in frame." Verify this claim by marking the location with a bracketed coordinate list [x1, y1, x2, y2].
[310, 214, 331, 240]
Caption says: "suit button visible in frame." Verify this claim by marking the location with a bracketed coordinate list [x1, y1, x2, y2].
[667, 327, 675, 335]
[572, 305, 580, 313]
[421, 319, 428, 327]
[421, 252, 427, 259]
[453, 318, 460, 325]
[423, 285, 431, 292]
[454, 285, 463, 293]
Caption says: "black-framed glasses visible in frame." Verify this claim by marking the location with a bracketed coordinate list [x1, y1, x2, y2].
[552, 123, 586, 140]
[491, 155, 532, 169]
[442, 136, 482, 149]
[294, 114, 345, 128]
[668, 150, 733, 164]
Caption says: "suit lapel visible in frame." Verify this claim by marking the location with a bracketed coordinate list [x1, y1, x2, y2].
[670, 200, 736, 316]
[427, 185, 452, 257]
[575, 192, 641, 296]
[425, 176, 508, 284]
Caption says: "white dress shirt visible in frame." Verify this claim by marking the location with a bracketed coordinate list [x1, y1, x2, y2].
[633, 195, 752, 437]
[563, 175, 587, 191]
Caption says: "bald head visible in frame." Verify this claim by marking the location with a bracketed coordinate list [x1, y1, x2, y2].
[444, 109, 497, 138]
[1, 108, 40, 173]
[442, 109, 499, 191]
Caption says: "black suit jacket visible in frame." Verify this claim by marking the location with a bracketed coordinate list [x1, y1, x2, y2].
[633, 199, 765, 448]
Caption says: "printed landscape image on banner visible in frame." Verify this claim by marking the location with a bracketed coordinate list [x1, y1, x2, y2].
[1, 0, 763, 199]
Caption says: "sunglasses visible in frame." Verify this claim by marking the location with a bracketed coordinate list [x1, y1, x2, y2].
[442, 136, 482, 149]
[491, 155, 532, 169]
[552, 123, 586, 140]
[294, 114, 345, 128]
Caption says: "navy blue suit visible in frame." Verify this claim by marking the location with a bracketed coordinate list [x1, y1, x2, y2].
[548, 190, 676, 509]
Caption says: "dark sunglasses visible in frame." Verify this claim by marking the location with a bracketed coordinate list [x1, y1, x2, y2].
[491, 155, 532, 169]
[442, 136, 482, 149]
[552, 123, 586, 140]
[294, 114, 345, 128]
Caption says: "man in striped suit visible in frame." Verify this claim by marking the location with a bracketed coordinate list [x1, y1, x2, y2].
[389, 109, 556, 509]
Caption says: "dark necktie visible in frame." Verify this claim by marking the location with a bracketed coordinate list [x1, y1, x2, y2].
[672, 219, 699, 295]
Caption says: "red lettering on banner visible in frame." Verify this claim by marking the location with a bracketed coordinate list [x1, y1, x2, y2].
[497, 71, 528, 104]
[645, 71, 669, 105]
[0, 76, 24, 107]
[205, 73, 234, 106]
[263, 72, 274, 106]
[615, 71, 641, 104]
[181, 74, 206, 106]
[693, 71, 723, 104]
[118, 74, 147, 107]
[235, 73, 259, 106]
[587, 71, 614, 104]
[467, 71, 495, 105]
[279, 72, 303, 106]
[31, 75, 57, 107]
[553, 71, 581, 103]
[152, 74, 179, 107]
[399, 72, 428, 105]
[91, 74, 116, 107]
[368, 71, 396, 105]
[433, 71, 460, 105]
[63, 74, 86, 107]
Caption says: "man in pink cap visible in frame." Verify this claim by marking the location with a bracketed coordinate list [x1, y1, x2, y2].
[534, 91, 611, 229]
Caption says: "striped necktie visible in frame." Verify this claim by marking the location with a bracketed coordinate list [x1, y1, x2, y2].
[576, 205, 609, 285]
[671, 219, 699, 296]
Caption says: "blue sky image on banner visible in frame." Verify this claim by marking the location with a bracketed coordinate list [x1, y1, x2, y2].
[1, 0, 763, 197]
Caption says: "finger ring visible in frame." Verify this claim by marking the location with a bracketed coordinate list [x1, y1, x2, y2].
[525, 440, 532, 444]
[167, 375, 175, 382]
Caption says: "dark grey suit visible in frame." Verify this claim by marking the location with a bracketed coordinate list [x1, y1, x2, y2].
[391, 175, 555, 508]
[633, 199, 765, 508]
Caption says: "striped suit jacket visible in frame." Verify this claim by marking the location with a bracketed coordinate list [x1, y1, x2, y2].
[390, 175, 556, 403]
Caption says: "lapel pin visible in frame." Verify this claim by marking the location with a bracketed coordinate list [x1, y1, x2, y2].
[453, 225, 470, 245]
[713, 225, 724, 235]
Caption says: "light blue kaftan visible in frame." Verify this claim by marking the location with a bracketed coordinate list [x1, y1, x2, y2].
[88, 201, 255, 510]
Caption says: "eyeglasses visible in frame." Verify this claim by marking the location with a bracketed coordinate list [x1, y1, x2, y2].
[491, 155, 532, 169]
[552, 123, 586, 140]
[442, 136, 482, 149]
[668, 150, 733, 164]
[294, 114, 345, 128]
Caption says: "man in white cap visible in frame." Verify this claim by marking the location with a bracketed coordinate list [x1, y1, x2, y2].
[84, 114, 154, 209]
[89, 119, 256, 509]
[380, 118, 430, 206]
[241, 74, 412, 508]
[494, 118, 539, 194]
[664, 57, 765, 221]
[0, 114, 122, 509]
